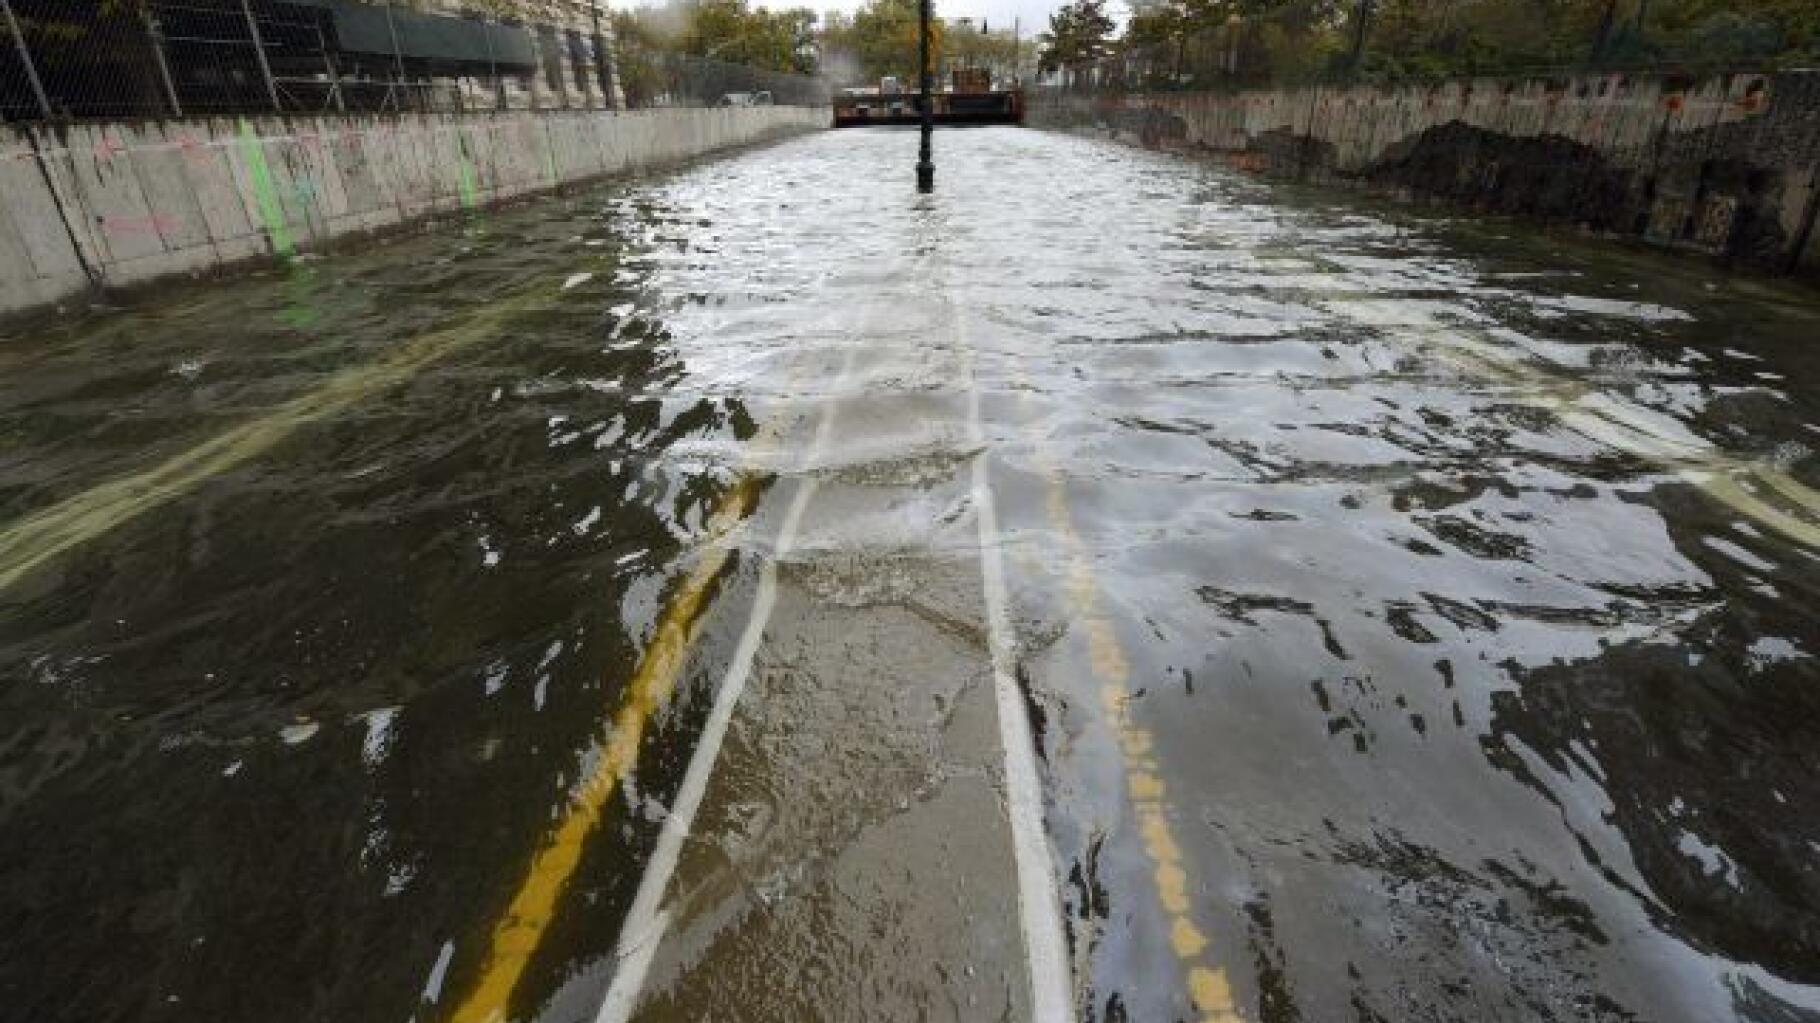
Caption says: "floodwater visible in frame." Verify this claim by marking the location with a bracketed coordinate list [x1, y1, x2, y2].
[3, 126, 1819, 1023]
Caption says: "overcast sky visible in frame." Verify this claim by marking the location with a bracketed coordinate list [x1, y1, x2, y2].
[815, 0, 1084, 36]
[607, 0, 1131, 43]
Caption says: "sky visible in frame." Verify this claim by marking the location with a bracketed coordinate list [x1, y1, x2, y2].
[607, 0, 1131, 43]
[819, 0, 1080, 36]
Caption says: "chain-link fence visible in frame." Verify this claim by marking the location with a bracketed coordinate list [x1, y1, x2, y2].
[0, 0, 823, 123]
[1041, 0, 1818, 96]
[616, 45, 828, 109]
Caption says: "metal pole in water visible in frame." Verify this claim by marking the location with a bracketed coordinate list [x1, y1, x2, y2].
[916, 0, 934, 192]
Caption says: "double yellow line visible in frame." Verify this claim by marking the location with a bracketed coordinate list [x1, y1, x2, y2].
[1337, 298, 1820, 551]
[448, 342, 816, 1023]
[1035, 463, 1243, 1023]
[996, 352, 1242, 1021]
[0, 301, 522, 593]
[0, 274, 795, 1023]
[447, 477, 761, 1023]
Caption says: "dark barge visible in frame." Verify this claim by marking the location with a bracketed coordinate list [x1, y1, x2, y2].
[832, 68, 1023, 128]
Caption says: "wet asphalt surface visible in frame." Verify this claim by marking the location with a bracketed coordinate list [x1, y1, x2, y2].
[3, 126, 1820, 1023]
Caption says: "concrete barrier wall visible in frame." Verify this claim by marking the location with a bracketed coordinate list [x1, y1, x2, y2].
[0, 106, 824, 318]
[1032, 71, 1820, 279]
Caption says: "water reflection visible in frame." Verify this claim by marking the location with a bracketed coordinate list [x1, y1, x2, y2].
[0, 181, 752, 1022]
[927, 132, 1820, 1021]
[0, 126, 1817, 1023]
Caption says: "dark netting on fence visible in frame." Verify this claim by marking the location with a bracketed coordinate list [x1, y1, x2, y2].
[616, 46, 828, 109]
[0, 0, 823, 123]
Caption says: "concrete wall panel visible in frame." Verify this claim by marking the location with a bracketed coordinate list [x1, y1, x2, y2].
[1034, 69, 1819, 278]
[0, 131, 85, 285]
[63, 123, 165, 265]
[3, 106, 822, 319]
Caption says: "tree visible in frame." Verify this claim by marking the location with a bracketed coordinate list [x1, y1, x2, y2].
[943, 18, 1023, 83]
[819, 0, 945, 84]
[1038, 0, 1115, 84]
[614, 0, 818, 75]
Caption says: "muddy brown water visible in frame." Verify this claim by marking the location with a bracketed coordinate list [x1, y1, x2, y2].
[2, 126, 1819, 1023]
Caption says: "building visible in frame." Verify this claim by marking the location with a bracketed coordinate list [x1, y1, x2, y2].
[413, 1, 624, 109]
[0, 0, 624, 122]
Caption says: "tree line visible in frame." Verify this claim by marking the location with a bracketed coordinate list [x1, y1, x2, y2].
[1038, 0, 1820, 87]
[606, 0, 1027, 87]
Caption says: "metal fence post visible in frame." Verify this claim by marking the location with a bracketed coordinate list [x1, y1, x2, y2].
[1348, 0, 1373, 75]
[315, 22, 345, 112]
[552, 26, 572, 108]
[239, 0, 282, 112]
[383, 0, 406, 111]
[482, 18, 502, 110]
[140, 4, 184, 117]
[590, 3, 616, 110]
[526, 24, 543, 110]
[1, 0, 52, 120]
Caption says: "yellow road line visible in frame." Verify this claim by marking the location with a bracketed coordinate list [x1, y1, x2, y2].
[448, 346, 812, 1023]
[1001, 359, 1243, 1021]
[1340, 301, 1820, 550]
[1013, 296, 1818, 1023]
[0, 300, 527, 593]
[0, 275, 793, 1023]
[594, 338, 858, 1023]
[958, 328, 1081, 1023]
[1047, 471, 1243, 1023]
[448, 476, 761, 1023]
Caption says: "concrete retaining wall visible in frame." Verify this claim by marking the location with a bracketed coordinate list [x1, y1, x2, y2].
[0, 106, 824, 318]
[1032, 71, 1820, 279]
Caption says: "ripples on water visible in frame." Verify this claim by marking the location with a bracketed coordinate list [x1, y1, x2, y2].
[0, 127, 1817, 1022]
[933, 131, 1820, 1023]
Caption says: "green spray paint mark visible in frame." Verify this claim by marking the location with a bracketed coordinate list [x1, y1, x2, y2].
[238, 119, 293, 258]
[457, 136, 480, 211]
[278, 264, 322, 329]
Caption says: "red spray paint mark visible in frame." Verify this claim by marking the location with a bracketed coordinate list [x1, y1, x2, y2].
[176, 132, 213, 165]
[101, 213, 180, 236]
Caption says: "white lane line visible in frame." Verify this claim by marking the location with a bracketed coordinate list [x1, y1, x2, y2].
[594, 343, 855, 1023]
[957, 302, 1079, 1023]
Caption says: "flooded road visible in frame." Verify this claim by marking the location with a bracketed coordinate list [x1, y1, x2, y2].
[3, 126, 1820, 1023]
